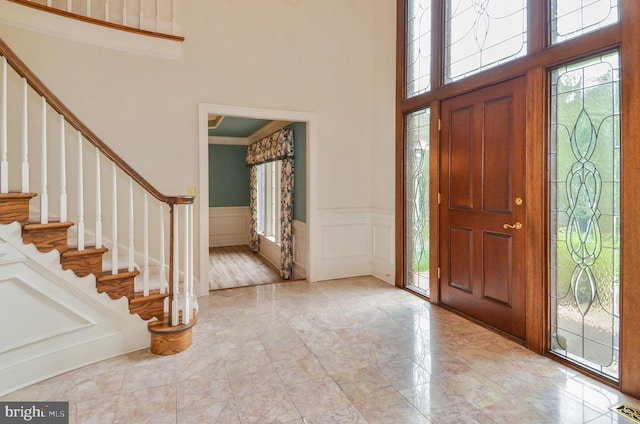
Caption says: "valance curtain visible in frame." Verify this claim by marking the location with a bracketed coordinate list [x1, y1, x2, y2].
[246, 128, 295, 279]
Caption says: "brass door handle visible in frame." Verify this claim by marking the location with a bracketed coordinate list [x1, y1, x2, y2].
[503, 222, 523, 230]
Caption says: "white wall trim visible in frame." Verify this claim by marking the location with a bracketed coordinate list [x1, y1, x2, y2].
[208, 136, 249, 146]
[198, 103, 318, 295]
[0, 1, 183, 59]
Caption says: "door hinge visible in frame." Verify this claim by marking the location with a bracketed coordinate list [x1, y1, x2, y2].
[437, 192, 441, 205]
[438, 118, 442, 131]
[437, 267, 441, 279]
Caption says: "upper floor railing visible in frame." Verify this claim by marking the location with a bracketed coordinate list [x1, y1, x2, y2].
[7, 0, 184, 41]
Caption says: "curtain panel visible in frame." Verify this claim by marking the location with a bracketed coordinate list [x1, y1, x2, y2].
[246, 128, 295, 279]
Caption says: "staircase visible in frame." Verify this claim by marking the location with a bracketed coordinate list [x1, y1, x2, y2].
[0, 35, 198, 369]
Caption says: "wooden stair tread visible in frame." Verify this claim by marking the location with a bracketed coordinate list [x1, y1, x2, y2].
[148, 312, 197, 334]
[97, 269, 140, 281]
[0, 192, 38, 199]
[24, 221, 74, 230]
[61, 246, 109, 258]
[130, 290, 169, 303]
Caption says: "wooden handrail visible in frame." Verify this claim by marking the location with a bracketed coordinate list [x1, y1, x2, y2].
[6, 0, 185, 42]
[0, 37, 192, 205]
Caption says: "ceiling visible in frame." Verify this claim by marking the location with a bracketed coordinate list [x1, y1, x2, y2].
[207, 116, 272, 138]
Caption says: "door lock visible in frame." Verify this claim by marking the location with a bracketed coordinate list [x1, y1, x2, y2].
[503, 222, 523, 230]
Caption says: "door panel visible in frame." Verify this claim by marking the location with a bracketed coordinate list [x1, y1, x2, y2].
[449, 107, 474, 210]
[449, 227, 473, 293]
[440, 77, 526, 340]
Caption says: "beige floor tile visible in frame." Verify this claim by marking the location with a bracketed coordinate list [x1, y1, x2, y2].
[285, 376, 352, 418]
[332, 366, 397, 403]
[3, 276, 640, 423]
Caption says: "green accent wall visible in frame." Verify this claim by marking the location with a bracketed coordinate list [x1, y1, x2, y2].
[208, 123, 306, 223]
[289, 122, 307, 223]
[208, 144, 250, 207]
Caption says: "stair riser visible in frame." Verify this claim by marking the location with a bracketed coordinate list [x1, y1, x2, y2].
[130, 297, 166, 321]
[61, 250, 107, 278]
[0, 197, 33, 225]
[22, 227, 70, 253]
[96, 277, 135, 301]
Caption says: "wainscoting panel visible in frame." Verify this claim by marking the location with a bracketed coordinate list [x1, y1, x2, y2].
[371, 209, 394, 285]
[209, 207, 250, 247]
[314, 208, 394, 283]
[293, 220, 307, 279]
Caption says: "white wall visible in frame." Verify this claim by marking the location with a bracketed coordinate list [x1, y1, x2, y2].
[0, 0, 397, 288]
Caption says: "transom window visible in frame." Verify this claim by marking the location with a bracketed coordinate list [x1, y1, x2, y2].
[444, 0, 527, 82]
[551, 0, 620, 45]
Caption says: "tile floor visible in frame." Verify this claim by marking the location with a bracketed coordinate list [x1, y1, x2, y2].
[2, 276, 639, 423]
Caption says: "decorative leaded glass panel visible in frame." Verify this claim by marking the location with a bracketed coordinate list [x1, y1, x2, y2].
[406, 0, 432, 98]
[444, 0, 527, 83]
[551, 0, 619, 45]
[550, 51, 620, 380]
[405, 109, 430, 297]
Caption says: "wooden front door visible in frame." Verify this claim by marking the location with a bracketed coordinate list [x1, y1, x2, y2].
[439, 77, 527, 340]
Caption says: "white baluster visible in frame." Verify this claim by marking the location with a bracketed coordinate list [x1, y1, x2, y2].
[128, 177, 134, 272]
[21, 78, 29, 193]
[122, 0, 127, 26]
[105, 0, 110, 22]
[40, 97, 48, 224]
[155, 0, 159, 31]
[95, 147, 102, 248]
[111, 162, 118, 275]
[66, 0, 72, 12]
[171, 0, 175, 34]
[159, 203, 166, 294]
[189, 202, 195, 318]
[139, 0, 144, 30]
[47, 0, 52, 7]
[172, 205, 179, 326]
[59, 115, 67, 222]
[1, 56, 8, 194]
[77, 132, 84, 251]
[86, 0, 91, 17]
[143, 192, 149, 296]
[183, 204, 189, 324]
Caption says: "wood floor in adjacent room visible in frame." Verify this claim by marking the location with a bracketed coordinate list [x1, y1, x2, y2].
[209, 245, 284, 290]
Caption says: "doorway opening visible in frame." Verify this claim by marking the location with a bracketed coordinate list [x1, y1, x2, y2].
[197, 104, 318, 293]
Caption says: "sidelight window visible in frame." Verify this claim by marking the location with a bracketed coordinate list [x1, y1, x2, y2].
[549, 51, 620, 379]
[405, 109, 431, 297]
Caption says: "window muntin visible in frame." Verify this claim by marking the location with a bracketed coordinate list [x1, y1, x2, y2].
[549, 51, 620, 380]
[406, 0, 432, 97]
[444, 0, 527, 83]
[551, 0, 619, 45]
[405, 108, 431, 298]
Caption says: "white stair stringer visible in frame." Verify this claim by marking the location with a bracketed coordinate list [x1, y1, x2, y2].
[0, 222, 150, 397]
